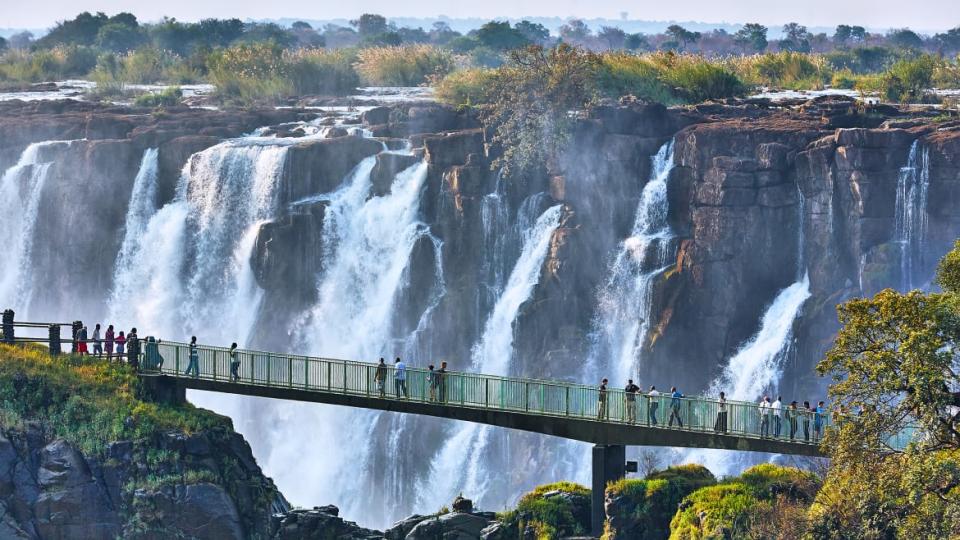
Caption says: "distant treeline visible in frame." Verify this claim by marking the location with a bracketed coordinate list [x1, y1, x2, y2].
[0, 11, 959, 108]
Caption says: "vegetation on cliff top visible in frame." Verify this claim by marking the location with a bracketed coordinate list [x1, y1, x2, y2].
[0, 343, 228, 455]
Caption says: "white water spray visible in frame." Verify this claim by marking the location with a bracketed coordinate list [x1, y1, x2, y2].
[894, 140, 930, 291]
[0, 140, 74, 314]
[418, 204, 564, 511]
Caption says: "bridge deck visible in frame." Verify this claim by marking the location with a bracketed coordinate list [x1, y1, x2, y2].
[142, 340, 905, 457]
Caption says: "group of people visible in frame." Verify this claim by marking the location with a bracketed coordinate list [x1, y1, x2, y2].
[374, 357, 450, 402]
[757, 395, 828, 442]
[73, 323, 140, 365]
[597, 379, 828, 443]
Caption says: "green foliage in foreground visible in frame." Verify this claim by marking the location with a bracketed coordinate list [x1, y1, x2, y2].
[133, 86, 183, 107]
[498, 481, 591, 538]
[0, 343, 228, 455]
[604, 464, 717, 540]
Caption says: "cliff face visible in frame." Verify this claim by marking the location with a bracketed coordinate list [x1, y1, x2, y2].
[2, 96, 960, 524]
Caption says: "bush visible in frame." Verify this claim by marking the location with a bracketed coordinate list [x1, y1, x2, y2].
[134, 86, 182, 107]
[598, 52, 745, 105]
[669, 483, 760, 540]
[207, 42, 289, 104]
[284, 47, 359, 95]
[882, 55, 938, 102]
[0, 45, 97, 83]
[604, 465, 717, 540]
[732, 51, 831, 89]
[433, 68, 496, 107]
[499, 481, 591, 539]
[354, 45, 455, 86]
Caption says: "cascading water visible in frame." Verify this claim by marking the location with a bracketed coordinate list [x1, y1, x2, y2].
[109, 148, 159, 310]
[0, 140, 74, 315]
[417, 203, 565, 512]
[589, 141, 676, 385]
[246, 156, 434, 522]
[894, 140, 930, 291]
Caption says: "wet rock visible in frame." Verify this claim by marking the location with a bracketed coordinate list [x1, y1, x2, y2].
[423, 130, 484, 167]
[283, 136, 383, 203]
[362, 106, 391, 126]
[372, 153, 421, 197]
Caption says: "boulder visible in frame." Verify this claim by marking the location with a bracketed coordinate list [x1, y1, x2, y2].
[362, 107, 391, 126]
[406, 512, 492, 540]
[423, 130, 484, 167]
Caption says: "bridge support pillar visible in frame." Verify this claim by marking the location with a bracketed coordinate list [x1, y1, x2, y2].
[591, 444, 625, 536]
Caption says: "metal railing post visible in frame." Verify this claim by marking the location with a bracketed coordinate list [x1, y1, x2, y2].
[176, 346, 180, 375]
[524, 382, 529, 412]
[484, 378, 489, 408]
[213, 350, 218, 380]
[288, 357, 293, 388]
[565, 387, 569, 417]
[327, 362, 331, 391]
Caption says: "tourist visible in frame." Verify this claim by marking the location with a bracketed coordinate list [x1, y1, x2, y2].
[77, 325, 88, 356]
[104, 325, 115, 361]
[229, 343, 240, 382]
[375, 358, 387, 396]
[428, 364, 437, 401]
[115, 331, 126, 360]
[668, 387, 683, 427]
[714, 391, 728, 433]
[814, 401, 825, 440]
[802, 401, 812, 441]
[92, 324, 103, 358]
[624, 379, 640, 423]
[144, 336, 163, 370]
[394, 357, 408, 398]
[127, 328, 139, 369]
[648, 385, 660, 425]
[772, 396, 783, 438]
[788, 401, 799, 440]
[597, 378, 609, 420]
[186, 336, 200, 377]
[759, 396, 771, 437]
[437, 361, 448, 402]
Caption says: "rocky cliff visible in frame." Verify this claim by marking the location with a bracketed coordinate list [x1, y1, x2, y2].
[2, 95, 959, 525]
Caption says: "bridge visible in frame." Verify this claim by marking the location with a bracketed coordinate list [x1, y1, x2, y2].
[1, 313, 912, 535]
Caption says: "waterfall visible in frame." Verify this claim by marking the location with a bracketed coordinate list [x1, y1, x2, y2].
[417, 204, 565, 512]
[246, 157, 432, 521]
[0, 140, 74, 314]
[894, 140, 930, 291]
[109, 148, 160, 312]
[589, 141, 676, 384]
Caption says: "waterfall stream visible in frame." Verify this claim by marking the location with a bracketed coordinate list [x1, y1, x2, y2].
[417, 203, 564, 512]
[895, 140, 930, 291]
[0, 140, 75, 315]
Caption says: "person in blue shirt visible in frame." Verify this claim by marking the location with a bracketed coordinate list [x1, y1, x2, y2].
[668, 387, 683, 427]
[814, 400, 826, 440]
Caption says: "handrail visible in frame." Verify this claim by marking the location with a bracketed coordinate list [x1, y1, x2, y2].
[141, 339, 855, 448]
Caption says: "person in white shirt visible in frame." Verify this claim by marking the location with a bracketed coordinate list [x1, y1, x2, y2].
[393, 357, 408, 398]
[648, 386, 661, 425]
[772, 396, 783, 437]
[759, 396, 771, 437]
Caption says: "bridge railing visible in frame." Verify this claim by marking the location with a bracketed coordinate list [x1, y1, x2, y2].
[145, 339, 851, 447]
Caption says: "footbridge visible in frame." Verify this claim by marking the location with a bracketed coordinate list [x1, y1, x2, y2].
[1, 314, 912, 535]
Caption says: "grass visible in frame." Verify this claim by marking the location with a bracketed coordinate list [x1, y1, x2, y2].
[431, 67, 496, 107]
[355, 44, 456, 86]
[498, 481, 591, 539]
[0, 343, 229, 455]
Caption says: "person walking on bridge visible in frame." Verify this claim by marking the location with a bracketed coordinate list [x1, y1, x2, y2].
[375, 358, 387, 396]
[92, 324, 103, 358]
[668, 387, 684, 427]
[229, 343, 240, 382]
[394, 357, 407, 398]
[105, 325, 115, 361]
[802, 401, 812, 441]
[624, 379, 640, 423]
[759, 396, 771, 437]
[787, 401, 799, 440]
[714, 391, 728, 433]
[647, 386, 660, 425]
[814, 401, 825, 440]
[186, 336, 200, 377]
[77, 326, 89, 356]
[597, 379, 609, 420]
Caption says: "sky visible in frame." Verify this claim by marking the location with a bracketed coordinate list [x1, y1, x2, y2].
[1, 0, 957, 33]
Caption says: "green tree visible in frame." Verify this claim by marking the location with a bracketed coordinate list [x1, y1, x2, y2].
[96, 22, 144, 52]
[779, 22, 811, 52]
[809, 240, 960, 537]
[480, 44, 599, 177]
[0, 36, 7, 52]
[666, 24, 701, 51]
[834, 24, 853, 46]
[38, 11, 109, 47]
[887, 28, 925, 50]
[734, 23, 768, 53]
[559, 19, 592, 44]
[624, 33, 650, 51]
[850, 26, 868, 43]
[598, 26, 627, 50]
[934, 27, 960, 54]
[514, 20, 550, 45]
[429, 22, 460, 45]
[474, 21, 530, 51]
[350, 14, 391, 38]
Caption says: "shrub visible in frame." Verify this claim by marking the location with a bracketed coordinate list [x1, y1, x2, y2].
[733, 51, 831, 89]
[0, 45, 97, 83]
[598, 52, 745, 104]
[134, 86, 183, 107]
[284, 47, 359, 95]
[669, 483, 760, 540]
[598, 52, 680, 104]
[433, 67, 496, 107]
[882, 55, 938, 102]
[354, 45, 455, 86]
[499, 481, 591, 538]
[207, 42, 289, 104]
[604, 465, 717, 540]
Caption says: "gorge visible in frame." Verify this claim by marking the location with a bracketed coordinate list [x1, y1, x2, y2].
[1, 95, 959, 530]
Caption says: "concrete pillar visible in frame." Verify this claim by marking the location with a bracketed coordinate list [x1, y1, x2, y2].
[2, 309, 14, 344]
[591, 444, 626, 536]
